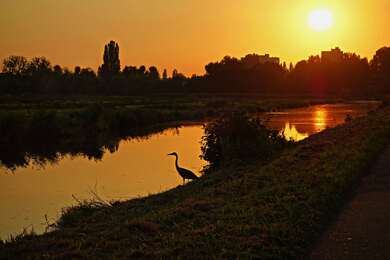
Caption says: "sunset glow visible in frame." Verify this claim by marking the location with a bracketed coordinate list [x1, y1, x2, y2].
[0, 0, 389, 75]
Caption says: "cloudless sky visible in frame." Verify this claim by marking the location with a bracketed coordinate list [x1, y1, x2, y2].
[0, 0, 389, 75]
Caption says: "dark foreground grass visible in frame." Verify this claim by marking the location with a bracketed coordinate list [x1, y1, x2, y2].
[1, 107, 390, 259]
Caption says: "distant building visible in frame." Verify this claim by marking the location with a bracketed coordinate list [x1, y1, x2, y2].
[321, 47, 344, 62]
[258, 54, 280, 64]
[241, 54, 280, 68]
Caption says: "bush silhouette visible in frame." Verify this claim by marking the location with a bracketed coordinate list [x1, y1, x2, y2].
[201, 112, 289, 170]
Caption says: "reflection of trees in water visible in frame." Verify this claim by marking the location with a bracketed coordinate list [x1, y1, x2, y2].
[0, 125, 178, 171]
[0, 137, 109, 171]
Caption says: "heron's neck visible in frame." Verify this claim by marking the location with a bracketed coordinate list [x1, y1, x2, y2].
[175, 155, 179, 169]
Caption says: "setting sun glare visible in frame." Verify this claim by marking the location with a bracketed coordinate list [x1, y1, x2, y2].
[308, 9, 334, 32]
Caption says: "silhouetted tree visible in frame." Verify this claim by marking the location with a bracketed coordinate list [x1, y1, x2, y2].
[24, 57, 53, 93]
[77, 68, 98, 93]
[148, 66, 160, 80]
[162, 69, 168, 80]
[202, 54, 285, 93]
[289, 62, 294, 72]
[2, 56, 28, 75]
[172, 69, 179, 78]
[172, 69, 186, 81]
[371, 47, 390, 94]
[74, 66, 81, 75]
[282, 62, 287, 71]
[1, 44, 388, 97]
[27, 57, 52, 76]
[289, 48, 370, 96]
[138, 65, 146, 76]
[98, 40, 121, 80]
[123, 66, 137, 78]
[53, 65, 62, 75]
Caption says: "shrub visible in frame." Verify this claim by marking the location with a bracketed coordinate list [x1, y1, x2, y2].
[201, 112, 289, 170]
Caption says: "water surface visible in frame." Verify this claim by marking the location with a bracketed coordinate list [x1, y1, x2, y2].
[0, 126, 206, 239]
[266, 102, 379, 141]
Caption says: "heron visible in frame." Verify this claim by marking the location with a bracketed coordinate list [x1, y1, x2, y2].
[167, 152, 199, 185]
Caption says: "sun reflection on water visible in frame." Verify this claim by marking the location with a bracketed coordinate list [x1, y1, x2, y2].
[314, 108, 328, 131]
[280, 122, 309, 142]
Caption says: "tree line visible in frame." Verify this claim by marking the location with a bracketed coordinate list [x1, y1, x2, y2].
[1, 40, 389, 97]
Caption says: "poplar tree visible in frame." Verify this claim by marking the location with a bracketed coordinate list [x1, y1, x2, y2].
[98, 40, 121, 80]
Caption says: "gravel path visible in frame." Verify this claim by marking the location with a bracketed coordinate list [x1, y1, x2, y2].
[310, 144, 390, 260]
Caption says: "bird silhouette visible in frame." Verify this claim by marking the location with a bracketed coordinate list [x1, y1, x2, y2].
[167, 152, 199, 185]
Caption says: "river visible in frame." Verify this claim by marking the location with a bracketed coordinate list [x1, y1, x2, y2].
[0, 101, 379, 239]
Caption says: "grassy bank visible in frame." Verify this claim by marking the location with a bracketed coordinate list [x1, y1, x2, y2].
[1, 107, 389, 259]
[0, 96, 331, 132]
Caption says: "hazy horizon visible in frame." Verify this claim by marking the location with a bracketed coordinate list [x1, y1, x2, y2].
[1, 0, 389, 75]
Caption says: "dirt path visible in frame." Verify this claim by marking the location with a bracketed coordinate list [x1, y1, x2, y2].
[310, 144, 390, 260]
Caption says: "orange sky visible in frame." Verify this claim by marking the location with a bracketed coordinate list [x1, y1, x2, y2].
[0, 0, 389, 75]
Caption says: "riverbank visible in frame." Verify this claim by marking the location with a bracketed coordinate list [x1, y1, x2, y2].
[1, 105, 389, 258]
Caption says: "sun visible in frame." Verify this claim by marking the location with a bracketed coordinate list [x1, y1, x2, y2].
[308, 9, 334, 32]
